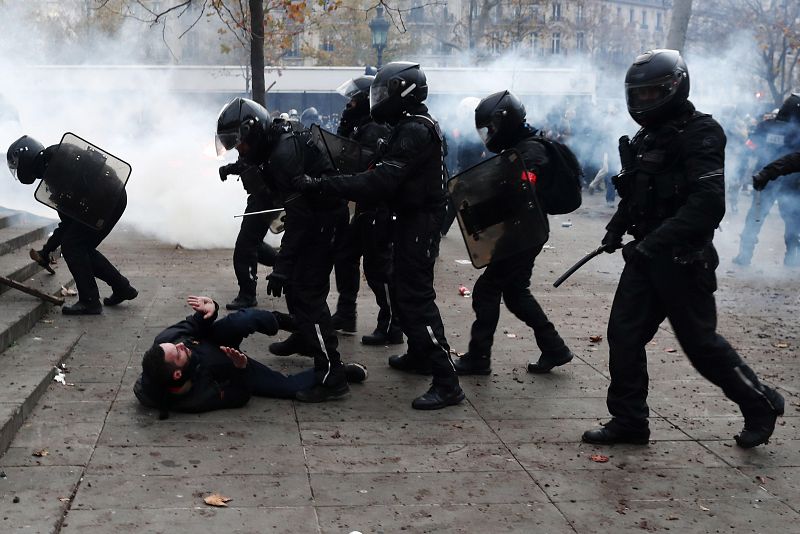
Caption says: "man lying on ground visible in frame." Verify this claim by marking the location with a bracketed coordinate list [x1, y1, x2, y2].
[133, 295, 366, 418]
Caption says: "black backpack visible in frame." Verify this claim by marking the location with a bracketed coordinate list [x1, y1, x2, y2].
[535, 135, 583, 215]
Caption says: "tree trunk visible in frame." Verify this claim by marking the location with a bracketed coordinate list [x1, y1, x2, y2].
[666, 0, 693, 52]
[249, 0, 266, 106]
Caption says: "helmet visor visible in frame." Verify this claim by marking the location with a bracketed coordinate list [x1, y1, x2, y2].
[336, 79, 362, 99]
[215, 130, 240, 156]
[626, 74, 681, 112]
[370, 84, 390, 112]
[477, 126, 490, 145]
[7, 151, 19, 179]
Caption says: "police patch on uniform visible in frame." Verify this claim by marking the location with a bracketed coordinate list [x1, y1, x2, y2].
[702, 136, 718, 148]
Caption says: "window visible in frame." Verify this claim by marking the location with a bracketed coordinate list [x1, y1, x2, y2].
[576, 4, 584, 23]
[641, 11, 648, 29]
[629, 8, 635, 24]
[409, 0, 424, 23]
[656, 12, 663, 30]
[576, 31, 585, 52]
[552, 32, 561, 54]
[285, 34, 301, 58]
[617, 7, 622, 21]
[320, 35, 334, 52]
[552, 2, 562, 21]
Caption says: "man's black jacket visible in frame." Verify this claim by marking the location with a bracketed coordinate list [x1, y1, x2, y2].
[134, 302, 279, 413]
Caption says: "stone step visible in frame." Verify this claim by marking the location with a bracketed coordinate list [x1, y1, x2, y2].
[0, 266, 73, 354]
[0, 223, 58, 257]
[0, 211, 23, 230]
[0, 320, 83, 455]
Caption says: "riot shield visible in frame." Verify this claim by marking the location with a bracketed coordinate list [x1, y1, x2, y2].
[310, 124, 374, 173]
[35, 133, 130, 231]
[447, 149, 548, 268]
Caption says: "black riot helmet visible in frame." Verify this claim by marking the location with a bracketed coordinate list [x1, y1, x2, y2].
[337, 75, 375, 100]
[474, 90, 526, 154]
[369, 62, 428, 125]
[625, 49, 690, 126]
[777, 93, 800, 123]
[300, 107, 320, 128]
[215, 97, 272, 163]
[7, 135, 45, 185]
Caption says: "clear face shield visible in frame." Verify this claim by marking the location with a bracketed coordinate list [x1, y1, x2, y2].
[369, 84, 390, 112]
[336, 79, 361, 99]
[6, 150, 20, 179]
[625, 73, 681, 113]
[476, 125, 494, 145]
[215, 130, 240, 156]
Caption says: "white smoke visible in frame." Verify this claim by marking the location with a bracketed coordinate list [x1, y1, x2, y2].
[0, 1, 244, 248]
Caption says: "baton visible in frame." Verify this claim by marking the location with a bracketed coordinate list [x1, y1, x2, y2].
[553, 244, 610, 288]
[233, 208, 285, 218]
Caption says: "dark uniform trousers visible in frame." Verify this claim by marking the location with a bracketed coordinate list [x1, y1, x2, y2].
[608, 244, 775, 429]
[334, 208, 398, 332]
[394, 209, 457, 387]
[60, 194, 130, 303]
[290, 207, 349, 386]
[207, 309, 316, 397]
[778, 184, 800, 265]
[468, 245, 568, 358]
[233, 192, 273, 297]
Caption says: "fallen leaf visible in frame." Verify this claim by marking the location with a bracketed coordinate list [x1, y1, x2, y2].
[666, 515, 679, 521]
[773, 342, 789, 348]
[665, 348, 678, 353]
[590, 454, 609, 463]
[756, 475, 767, 485]
[32, 449, 48, 457]
[589, 335, 603, 343]
[699, 504, 710, 511]
[203, 493, 232, 507]
[506, 333, 517, 338]
[60, 286, 77, 296]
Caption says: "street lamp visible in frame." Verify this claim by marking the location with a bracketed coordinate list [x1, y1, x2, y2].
[369, 5, 390, 68]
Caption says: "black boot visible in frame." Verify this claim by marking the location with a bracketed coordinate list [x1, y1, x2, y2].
[62, 300, 102, 316]
[411, 383, 466, 410]
[295, 382, 350, 402]
[269, 333, 311, 357]
[453, 353, 491, 375]
[527, 350, 574, 374]
[103, 285, 138, 306]
[388, 353, 432, 375]
[29, 249, 55, 275]
[345, 363, 368, 383]
[581, 420, 650, 445]
[361, 327, 403, 346]
[735, 387, 785, 448]
[226, 294, 258, 310]
[331, 313, 356, 334]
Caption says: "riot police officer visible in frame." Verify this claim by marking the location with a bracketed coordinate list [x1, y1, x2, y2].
[7, 135, 138, 315]
[733, 94, 800, 267]
[295, 62, 464, 410]
[452, 91, 574, 376]
[216, 97, 350, 402]
[330, 74, 402, 345]
[583, 50, 784, 448]
[217, 99, 280, 310]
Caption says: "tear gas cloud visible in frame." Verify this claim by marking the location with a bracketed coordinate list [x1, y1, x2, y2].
[0, 1, 243, 249]
[0, 1, 792, 271]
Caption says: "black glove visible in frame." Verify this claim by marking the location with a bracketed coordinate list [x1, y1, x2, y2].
[266, 272, 288, 298]
[291, 174, 324, 192]
[218, 162, 243, 182]
[272, 311, 297, 332]
[752, 171, 772, 191]
[601, 231, 623, 253]
[622, 241, 654, 267]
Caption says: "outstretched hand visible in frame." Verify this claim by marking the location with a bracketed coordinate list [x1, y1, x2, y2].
[220, 346, 248, 369]
[187, 295, 216, 319]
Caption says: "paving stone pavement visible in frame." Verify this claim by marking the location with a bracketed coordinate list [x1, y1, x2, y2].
[0, 195, 798, 533]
